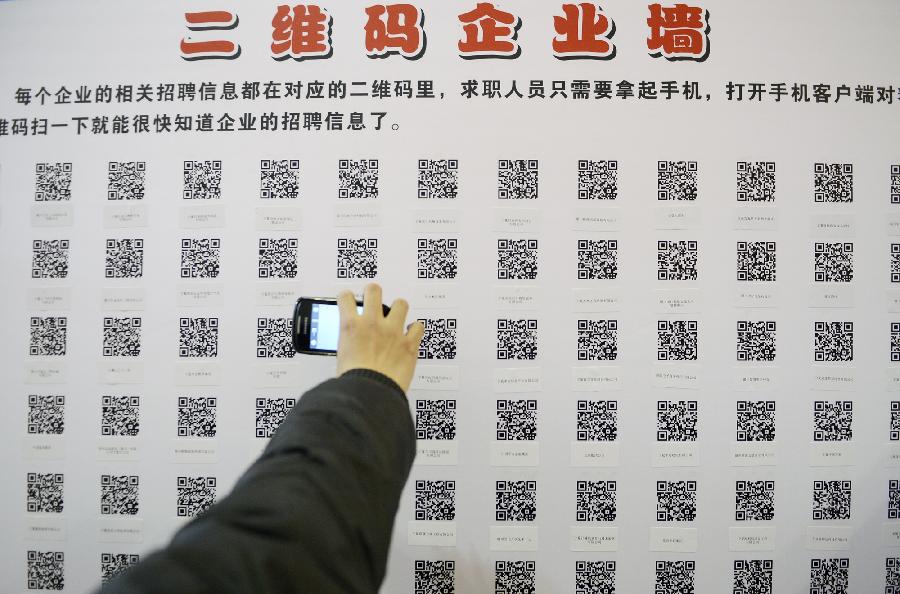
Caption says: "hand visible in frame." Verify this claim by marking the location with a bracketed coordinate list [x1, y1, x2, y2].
[336, 283, 424, 393]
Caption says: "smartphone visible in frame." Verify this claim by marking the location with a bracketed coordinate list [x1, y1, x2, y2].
[292, 297, 391, 355]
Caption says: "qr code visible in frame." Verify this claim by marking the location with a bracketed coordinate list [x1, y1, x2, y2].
[100, 475, 139, 515]
[892, 164, 900, 204]
[814, 321, 853, 362]
[28, 395, 65, 435]
[814, 401, 853, 442]
[497, 319, 538, 360]
[418, 159, 458, 199]
[814, 242, 853, 282]
[575, 560, 616, 594]
[27, 550, 64, 591]
[887, 557, 900, 591]
[736, 400, 775, 442]
[27, 472, 64, 513]
[101, 553, 139, 584]
[35, 162, 72, 201]
[257, 317, 295, 358]
[737, 241, 776, 282]
[418, 318, 457, 360]
[258, 238, 298, 278]
[32, 239, 69, 278]
[497, 399, 537, 441]
[891, 244, 900, 282]
[417, 238, 458, 279]
[737, 161, 775, 202]
[498, 159, 538, 199]
[29, 316, 67, 356]
[576, 480, 617, 522]
[735, 480, 775, 521]
[107, 161, 146, 200]
[102, 317, 142, 357]
[577, 319, 618, 361]
[658, 160, 698, 201]
[656, 480, 697, 521]
[496, 480, 537, 522]
[105, 239, 143, 278]
[655, 560, 695, 594]
[178, 317, 218, 357]
[657, 400, 698, 441]
[183, 160, 222, 200]
[260, 159, 299, 199]
[255, 397, 296, 438]
[101, 396, 140, 436]
[180, 238, 220, 278]
[415, 399, 456, 440]
[890, 480, 900, 519]
[338, 159, 378, 199]
[577, 239, 617, 280]
[814, 163, 853, 203]
[892, 402, 900, 441]
[813, 480, 852, 520]
[657, 240, 698, 280]
[578, 159, 617, 200]
[414, 480, 455, 521]
[176, 476, 216, 517]
[177, 396, 217, 437]
[737, 321, 776, 362]
[337, 238, 378, 278]
[577, 400, 617, 441]
[657, 320, 698, 361]
[733, 559, 773, 594]
[810, 558, 849, 594]
[414, 560, 455, 593]
[498, 239, 538, 279]
[892, 323, 900, 362]
[496, 561, 536, 594]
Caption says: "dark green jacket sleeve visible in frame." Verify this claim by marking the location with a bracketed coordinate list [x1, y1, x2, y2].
[100, 369, 416, 594]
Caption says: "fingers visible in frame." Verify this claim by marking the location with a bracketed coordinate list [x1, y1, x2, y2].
[386, 298, 409, 329]
[362, 283, 382, 319]
[336, 290, 358, 327]
[406, 320, 425, 347]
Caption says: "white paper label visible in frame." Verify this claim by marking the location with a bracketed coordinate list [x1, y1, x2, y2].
[101, 287, 146, 311]
[97, 438, 140, 462]
[32, 202, 73, 227]
[653, 206, 698, 230]
[569, 526, 618, 551]
[334, 203, 381, 227]
[494, 368, 542, 393]
[810, 214, 855, 237]
[98, 361, 143, 384]
[570, 442, 620, 467]
[733, 207, 777, 230]
[571, 288, 621, 313]
[407, 521, 457, 547]
[888, 369, 900, 392]
[28, 287, 72, 310]
[809, 443, 854, 467]
[810, 367, 855, 391]
[410, 285, 461, 310]
[171, 439, 218, 463]
[649, 527, 697, 552]
[806, 526, 851, 550]
[888, 290, 900, 313]
[733, 367, 777, 391]
[887, 213, 900, 237]
[23, 436, 65, 460]
[652, 365, 700, 390]
[885, 443, 900, 467]
[883, 523, 900, 547]
[104, 203, 147, 228]
[573, 207, 621, 232]
[412, 366, 460, 391]
[572, 366, 622, 391]
[25, 362, 67, 384]
[730, 442, 777, 467]
[491, 441, 539, 467]
[655, 289, 701, 314]
[494, 285, 540, 310]
[24, 516, 67, 541]
[411, 209, 460, 232]
[176, 283, 225, 307]
[490, 525, 539, 551]
[180, 204, 225, 228]
[733, 285, 779, 308]
[174, 362, 222, 386]
[729, 526, 775, 551]
[492, 208, 540, 233]
[653, 442, 700, 467]
[415, 441, 458, 466]
[255, 206, 302, 231]
[98, 518, 144, 543]
[254, 363, 301, 388]
[255, 283, 302, 307]
[808, 284, 853, 308]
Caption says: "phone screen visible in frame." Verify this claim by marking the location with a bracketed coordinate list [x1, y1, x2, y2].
[308, 303, 363, 352]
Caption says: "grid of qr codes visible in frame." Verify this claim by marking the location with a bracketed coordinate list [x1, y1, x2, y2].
[16, 154, 900, 593]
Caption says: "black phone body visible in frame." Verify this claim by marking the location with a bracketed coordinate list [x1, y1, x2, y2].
[292, 297, 391, 355]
